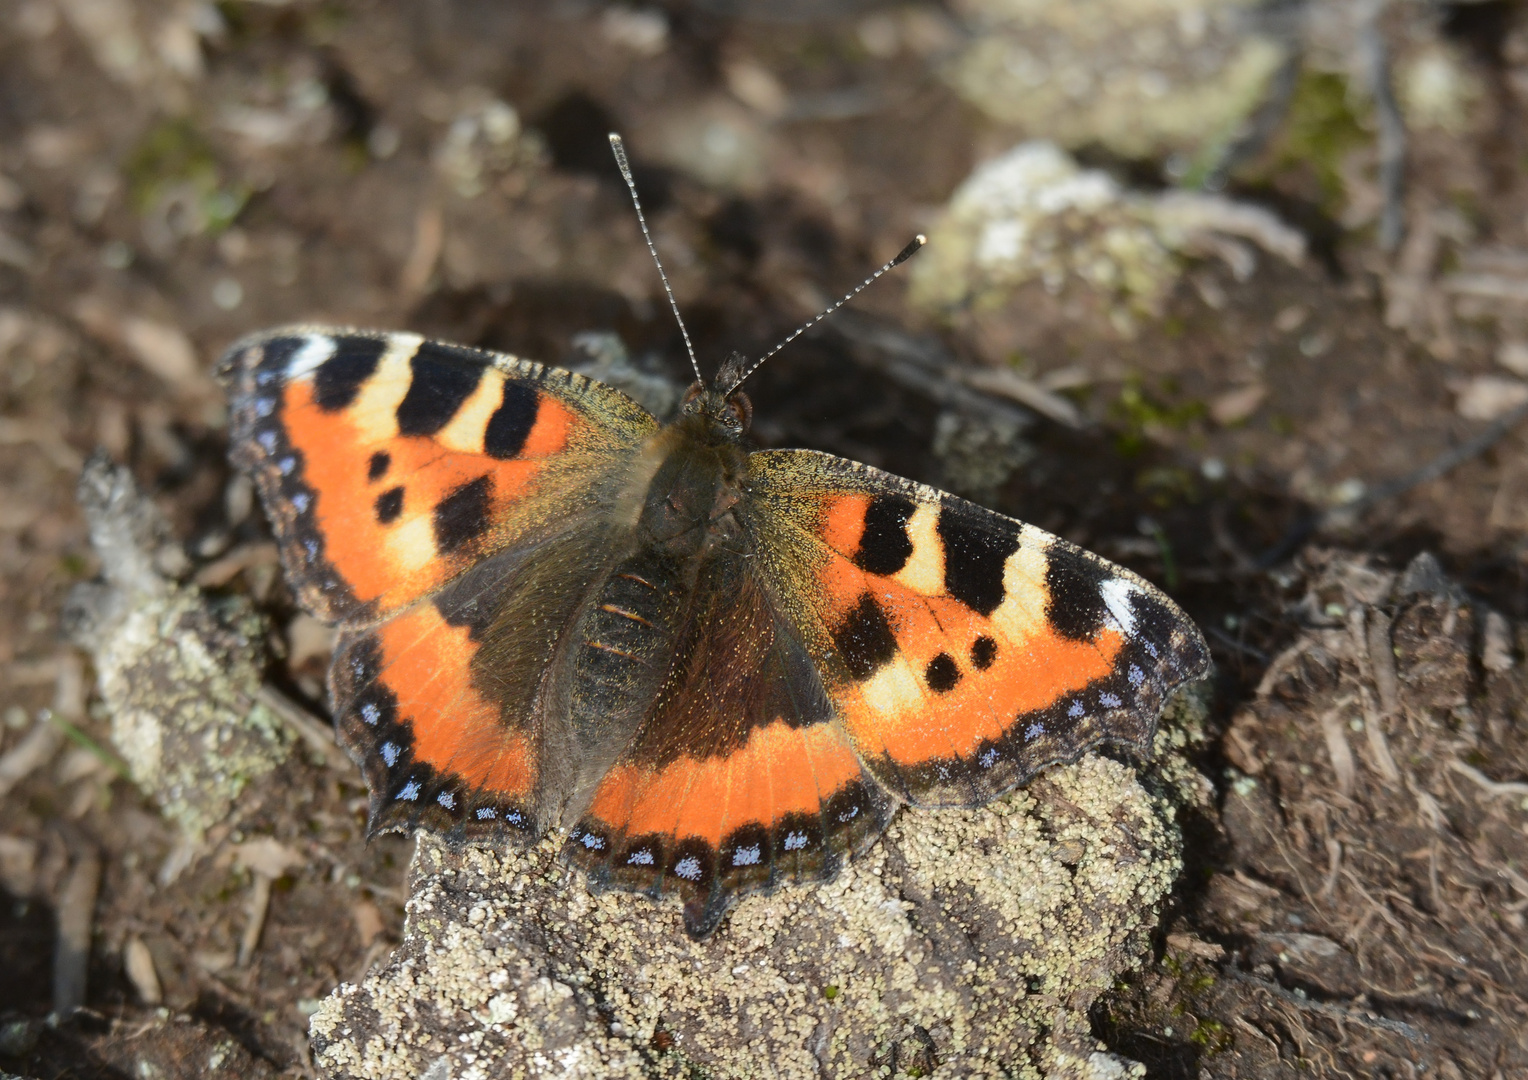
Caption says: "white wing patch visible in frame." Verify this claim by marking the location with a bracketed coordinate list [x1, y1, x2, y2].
[1099, 577, 1139, 636]
[285, 333, 336, 379]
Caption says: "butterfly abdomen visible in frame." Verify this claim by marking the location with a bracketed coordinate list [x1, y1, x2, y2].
[569, 551, 688, 738]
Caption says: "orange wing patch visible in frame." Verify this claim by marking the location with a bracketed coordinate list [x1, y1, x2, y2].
[581, 720, 861, 847]
[332, 598, 537, 839]
[569, 716, 891, 937]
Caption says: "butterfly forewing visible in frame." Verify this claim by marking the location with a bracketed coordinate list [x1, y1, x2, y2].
[220, 327, 657, 626]
[744, 450, 1211, 808]
[221, 327, 659, 840]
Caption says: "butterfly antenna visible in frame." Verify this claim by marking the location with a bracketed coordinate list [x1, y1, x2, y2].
[608, 133, 703, 385]
[722, 234, 926, 396]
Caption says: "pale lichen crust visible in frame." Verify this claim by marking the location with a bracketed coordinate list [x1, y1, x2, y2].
[310, 685, 1209, 1079]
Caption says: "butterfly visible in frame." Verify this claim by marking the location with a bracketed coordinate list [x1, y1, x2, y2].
[218, 139, 1209, 938]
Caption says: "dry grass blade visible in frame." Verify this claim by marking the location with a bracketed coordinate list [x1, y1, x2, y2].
[1318, 707, 1357, 797]
[257, 684, 352, 773]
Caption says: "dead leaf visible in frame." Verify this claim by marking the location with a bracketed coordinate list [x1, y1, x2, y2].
[1451, 374, 1528, 421]
[234, 836, 303, 880]
[120, 316, 199, 386]
[1210, 382, 1267, 426]
[123, 935, 162, 1004]
[1497, 340, 1528, 377]
[287, 613, 336, 672]
[73, 297, 208, 395]
[1165, 932, 1225, 961]
[352, 897, 385, 948]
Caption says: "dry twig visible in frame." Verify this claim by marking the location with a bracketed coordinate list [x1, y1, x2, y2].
[257, 684, 352, 773]
[1447, 759, 1528, 800]
[1318, 706, 1357, 798]
[1221, 967, 1427, 1044]
[53, 844, 101, 1015]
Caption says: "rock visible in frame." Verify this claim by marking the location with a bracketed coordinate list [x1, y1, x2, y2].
[909, 142, 1304, 332]
[942, 0, 1286, 162]
[433, 94, 547, 200]
[1449, 373, 1528, 421]
[63, 454, 291, 841]
[310, 687, 1211, 1079]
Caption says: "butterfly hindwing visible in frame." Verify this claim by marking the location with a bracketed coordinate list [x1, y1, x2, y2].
[219, 326, 658, 626]
[744, 450, 1211, 808]
[332, 533, 608, 841]
[564, 548, 895, 937]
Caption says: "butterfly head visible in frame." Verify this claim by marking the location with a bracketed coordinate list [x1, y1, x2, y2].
[680, 377, 752, 440]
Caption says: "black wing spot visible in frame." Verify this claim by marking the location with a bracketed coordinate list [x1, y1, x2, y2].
[484, 381, 541, 459]
[832, 593, 898, 681]
[313, 337, 387, 412]
[924, 652, 961, 693]
[937, 503, 1019, 616]
[971, 635, 998, 670]
[375, 486, 404, 525]
[1044, 543, 1112, 642]
[368, 451, 391, 481]
[433, 475, 492, 554]
[396, 342, 486, 436]
[254, 336, 305, 376]
[853, 494, 915, 576]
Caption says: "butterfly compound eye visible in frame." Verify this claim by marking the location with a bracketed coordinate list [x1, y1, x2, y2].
[727, 392, 752, 431]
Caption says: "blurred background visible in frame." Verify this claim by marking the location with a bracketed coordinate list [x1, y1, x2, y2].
[2, 1, 1528, 1077]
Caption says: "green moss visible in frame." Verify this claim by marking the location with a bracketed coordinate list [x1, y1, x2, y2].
[1188, 1017, 1231, 1053]
[124, 119, 248, 235]
[1269, 71, 1369, 210]
[1112, 379, 1207, 456]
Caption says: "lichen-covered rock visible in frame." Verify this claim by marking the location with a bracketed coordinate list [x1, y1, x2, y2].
[310, 686, 1210, 1079]
[942, 0, 1285, 162]
[64, 454, 290, 840]
[434, 94, 548, 200]
[909, 141, 1304, 332]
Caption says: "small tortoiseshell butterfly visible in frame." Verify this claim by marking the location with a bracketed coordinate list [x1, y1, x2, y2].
[219, 137, 1208, 937]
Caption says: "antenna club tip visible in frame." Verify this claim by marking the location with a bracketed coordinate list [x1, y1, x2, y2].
[891, 234, 928, 266]
[608, 132, 622, 144]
